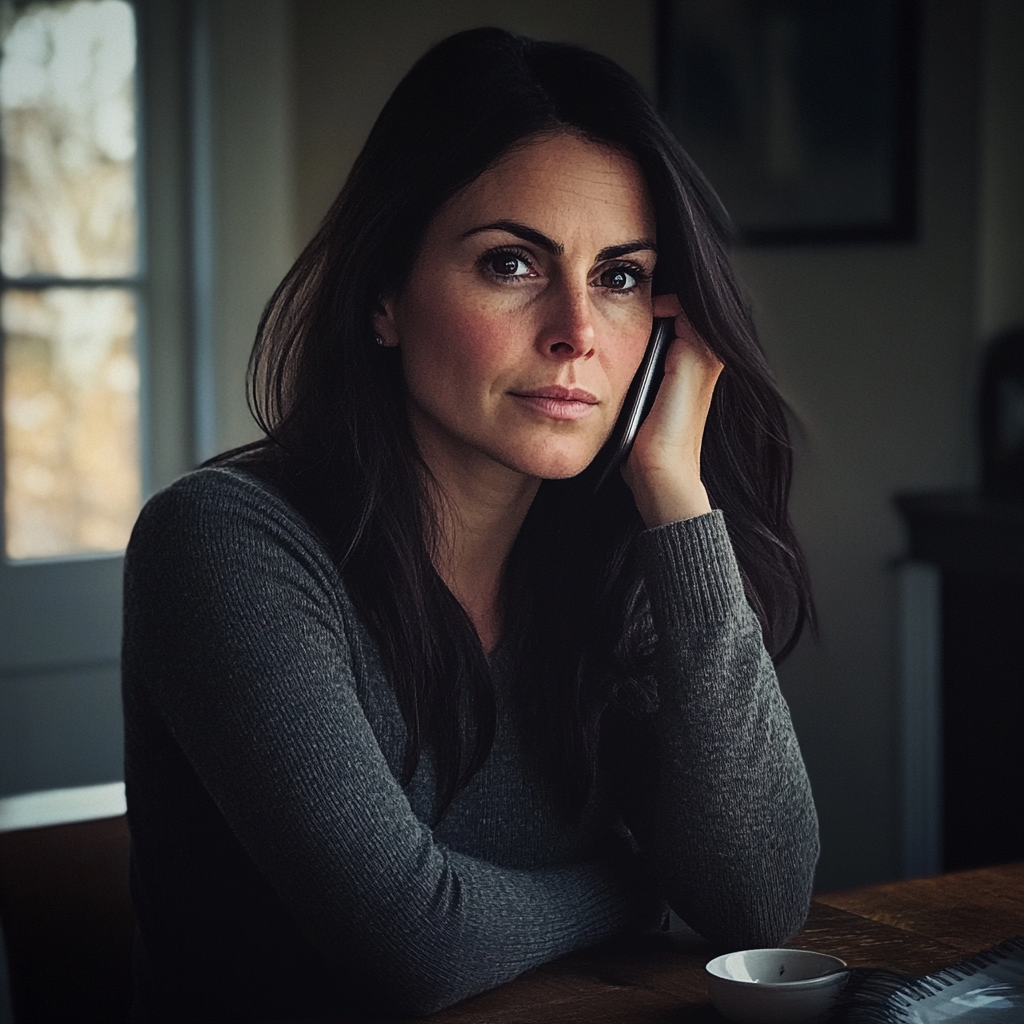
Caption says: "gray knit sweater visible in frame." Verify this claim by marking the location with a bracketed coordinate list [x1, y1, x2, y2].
[121, 466, 818, 1022]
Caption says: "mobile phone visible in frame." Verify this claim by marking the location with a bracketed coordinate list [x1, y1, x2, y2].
[591, 317, 674, 492]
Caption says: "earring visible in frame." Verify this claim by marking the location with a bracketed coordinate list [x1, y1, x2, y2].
[374, 333, 386, 346]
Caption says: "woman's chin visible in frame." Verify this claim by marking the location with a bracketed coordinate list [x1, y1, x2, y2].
[507, 444, 605, 481]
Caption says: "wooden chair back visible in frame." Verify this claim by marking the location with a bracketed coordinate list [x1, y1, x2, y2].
[0, 815, 134, 1023]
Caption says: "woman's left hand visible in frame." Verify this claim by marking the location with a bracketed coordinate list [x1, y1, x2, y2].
[621, 295, 724, 528]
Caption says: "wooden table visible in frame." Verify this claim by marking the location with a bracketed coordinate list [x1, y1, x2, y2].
[360, 862, 1024, 1023]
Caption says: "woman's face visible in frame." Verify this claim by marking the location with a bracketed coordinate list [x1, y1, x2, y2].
[375, 132, 662, 484]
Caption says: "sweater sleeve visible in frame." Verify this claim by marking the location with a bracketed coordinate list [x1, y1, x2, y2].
[122, 469, 653, 1017]
[623, 510, 819, 948]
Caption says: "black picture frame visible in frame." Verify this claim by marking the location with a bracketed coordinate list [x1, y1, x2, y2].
[657, 0, 919, 245]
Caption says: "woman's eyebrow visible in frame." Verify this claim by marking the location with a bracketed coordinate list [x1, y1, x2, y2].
[596, 239, 658, 261]
[462, 220, 563, 254]
[461, 221, 657, 262]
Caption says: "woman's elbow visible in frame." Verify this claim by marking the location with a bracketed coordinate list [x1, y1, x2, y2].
[671, 849, 817, 951]
[732, 889, 813, 950]
[387, 987, 464, 1019]
[688, 891, 812, 952]
[369, 953, 506, 1017]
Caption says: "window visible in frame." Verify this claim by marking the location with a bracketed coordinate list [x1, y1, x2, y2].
[0, 0, 140, 560]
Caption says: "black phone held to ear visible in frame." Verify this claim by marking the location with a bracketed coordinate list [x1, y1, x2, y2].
[591, 317, 674, 492]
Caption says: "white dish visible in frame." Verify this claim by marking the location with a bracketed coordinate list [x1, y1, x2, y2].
[705, 948, 849, 1024]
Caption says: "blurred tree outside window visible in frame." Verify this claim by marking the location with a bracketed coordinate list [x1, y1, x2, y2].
[0, 0, 140, 560]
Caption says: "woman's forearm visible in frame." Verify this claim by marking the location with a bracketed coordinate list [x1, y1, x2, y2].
[623, 511, 819, 948]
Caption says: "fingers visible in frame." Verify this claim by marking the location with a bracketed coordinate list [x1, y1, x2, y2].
[652, 293, 683, 319]
[658, 315, 723, 437]
[626, 311, 722, 480]
[623, 301, 723, 524]
[646, 299, 724, 441]
[665, 316, 723, 382]
[650, 297, 724, 380]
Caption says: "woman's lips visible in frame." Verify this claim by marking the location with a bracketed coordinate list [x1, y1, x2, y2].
[509, 385, 599, 421]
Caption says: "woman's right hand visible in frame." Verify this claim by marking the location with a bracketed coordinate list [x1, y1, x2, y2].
[621, 295, 724, 528]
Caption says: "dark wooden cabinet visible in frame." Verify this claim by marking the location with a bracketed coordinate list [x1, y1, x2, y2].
[897, 492, 1024, 871]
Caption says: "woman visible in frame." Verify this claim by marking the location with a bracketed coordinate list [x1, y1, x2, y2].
[122, 27, 818, 1022]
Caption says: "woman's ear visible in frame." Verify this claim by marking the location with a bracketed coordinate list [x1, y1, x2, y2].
[372, 297, 400, 347]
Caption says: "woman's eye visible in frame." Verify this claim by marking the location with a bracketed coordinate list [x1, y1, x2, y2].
[599, 266, 640, 290]
[484, 251, 531, 279]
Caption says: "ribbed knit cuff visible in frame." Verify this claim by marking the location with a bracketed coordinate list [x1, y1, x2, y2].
[637, 510, 748, 632]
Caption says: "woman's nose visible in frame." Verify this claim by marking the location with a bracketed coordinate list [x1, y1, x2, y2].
[537, 284, 596, 360]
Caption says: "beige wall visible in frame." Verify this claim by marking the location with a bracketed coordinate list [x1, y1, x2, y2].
[208, 0, 295, 454]
[202, 0, 1021, 890]
[735, 0, 982, 889]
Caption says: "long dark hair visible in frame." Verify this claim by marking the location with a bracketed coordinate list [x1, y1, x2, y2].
[235, 28, 813, 815]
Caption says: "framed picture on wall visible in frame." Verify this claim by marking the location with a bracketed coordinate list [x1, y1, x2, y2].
[657, 0, 919, 244]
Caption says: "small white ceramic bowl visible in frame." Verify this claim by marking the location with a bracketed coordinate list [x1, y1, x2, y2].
[705, 948, 849, 1024]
